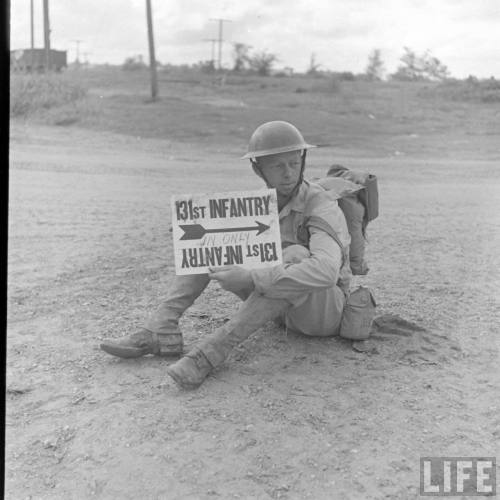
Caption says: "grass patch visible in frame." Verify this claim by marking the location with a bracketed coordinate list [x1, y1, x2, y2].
[420, 78, 500, 103]
[10, 72, 88, 118]
[11, 66, 499, 159]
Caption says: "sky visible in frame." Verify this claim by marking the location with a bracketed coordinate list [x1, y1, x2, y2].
[9, 0, 500, 78]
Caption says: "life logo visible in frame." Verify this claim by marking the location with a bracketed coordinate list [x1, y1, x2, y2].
[420, 457, 496, 496]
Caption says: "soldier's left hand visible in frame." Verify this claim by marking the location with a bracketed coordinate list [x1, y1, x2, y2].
[208, 266, 255, 295]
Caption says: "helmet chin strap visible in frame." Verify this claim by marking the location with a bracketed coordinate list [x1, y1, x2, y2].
[251, 150, 307, 210]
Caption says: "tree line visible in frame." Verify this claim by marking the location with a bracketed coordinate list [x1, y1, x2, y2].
[122, 45, 453, 82]
[227, 44, 451, 81]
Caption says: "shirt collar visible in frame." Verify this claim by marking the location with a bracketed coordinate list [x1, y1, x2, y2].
[279, 180, 310, 219]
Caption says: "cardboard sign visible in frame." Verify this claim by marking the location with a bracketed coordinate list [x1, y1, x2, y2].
[171, 189, 282, 275]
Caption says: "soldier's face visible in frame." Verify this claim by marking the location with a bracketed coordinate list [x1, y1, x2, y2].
[258, 150, 302, 196]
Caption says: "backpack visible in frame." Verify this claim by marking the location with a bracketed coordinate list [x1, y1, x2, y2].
[308, 165, 379, 276]
[297, 167, 379, 340]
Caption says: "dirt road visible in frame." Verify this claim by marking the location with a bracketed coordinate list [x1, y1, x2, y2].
[7, 122, 499, 499]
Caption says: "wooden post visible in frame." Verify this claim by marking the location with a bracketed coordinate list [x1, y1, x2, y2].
[217, 19, 222, 70]
[43, 0, 51, 71]
[145, 0, 158, 100]
[30, 0, 35, 71]
[210, 39, 216, 66]
[203, 38, 217, 70]
[210, 19, 231, 71]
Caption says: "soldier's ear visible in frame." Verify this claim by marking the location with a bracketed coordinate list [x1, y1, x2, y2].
[251, 160, 264, 179]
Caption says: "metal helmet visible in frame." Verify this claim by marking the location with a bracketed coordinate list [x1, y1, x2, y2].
[241, 121, 316, 160]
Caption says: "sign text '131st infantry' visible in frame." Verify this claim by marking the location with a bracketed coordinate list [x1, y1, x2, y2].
[171, 189, 282, 275]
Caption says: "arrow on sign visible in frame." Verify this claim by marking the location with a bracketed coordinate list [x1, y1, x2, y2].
[179, 221, 270, 241]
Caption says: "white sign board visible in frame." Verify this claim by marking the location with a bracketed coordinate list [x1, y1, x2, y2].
[171, 189, 282, 275]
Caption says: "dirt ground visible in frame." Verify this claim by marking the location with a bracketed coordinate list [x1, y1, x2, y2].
[7, 80, 500, 499]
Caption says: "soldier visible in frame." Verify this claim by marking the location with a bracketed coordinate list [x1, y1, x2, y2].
[100, 121, 352, 389]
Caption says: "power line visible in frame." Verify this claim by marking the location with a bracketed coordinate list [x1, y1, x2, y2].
[209, 18, 231, 70]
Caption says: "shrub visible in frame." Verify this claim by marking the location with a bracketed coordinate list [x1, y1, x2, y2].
[391, 47, 449, 82]
[420, 77, 500, 103]
[365, 49, 385, 81]
[479, 78, 500, 102]
[247, 51, 278, 76]
[10, 73, 87, 117]
[232, 43, 251, 72]
[122, 55, 147, 71]
[338, 72, 356, 82]
[294, 77, 341, 94]
[198, 60, 215, 73]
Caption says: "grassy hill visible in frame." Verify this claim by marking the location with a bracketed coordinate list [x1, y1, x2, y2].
[11, 67, 500, 161]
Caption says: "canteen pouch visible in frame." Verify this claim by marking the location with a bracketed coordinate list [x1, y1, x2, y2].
[340, 286, 377, 340]
[357, 174, 379, 223]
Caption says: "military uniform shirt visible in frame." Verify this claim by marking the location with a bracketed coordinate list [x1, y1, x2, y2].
[250, 180, 351, 303]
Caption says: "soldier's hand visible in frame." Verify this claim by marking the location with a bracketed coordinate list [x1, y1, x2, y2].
[208, 266, 255, 295]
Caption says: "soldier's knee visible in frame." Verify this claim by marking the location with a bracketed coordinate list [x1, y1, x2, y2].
[283, 244, 310, 264]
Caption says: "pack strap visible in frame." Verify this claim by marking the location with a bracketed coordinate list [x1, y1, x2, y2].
[301, 214, 348, 267]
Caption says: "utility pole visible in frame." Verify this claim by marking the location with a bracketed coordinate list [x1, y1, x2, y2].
[30, 0, 35, 71]
[145, 0, 158, 100]
[72, 39, 83, 65]
[210, 18, 231, 70]
[203, 38, 217, 69]
[43, 0, 51, 71]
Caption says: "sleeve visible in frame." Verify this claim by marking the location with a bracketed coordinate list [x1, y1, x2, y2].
[250, 199, 346, 300]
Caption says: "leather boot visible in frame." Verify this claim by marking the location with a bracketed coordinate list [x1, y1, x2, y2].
[166, 348, 213, 390]
[167, 292, 289, 389]
[100, 274, 209, 358]
[144, 274, 210, 355]
[100, 328, 166, 358]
